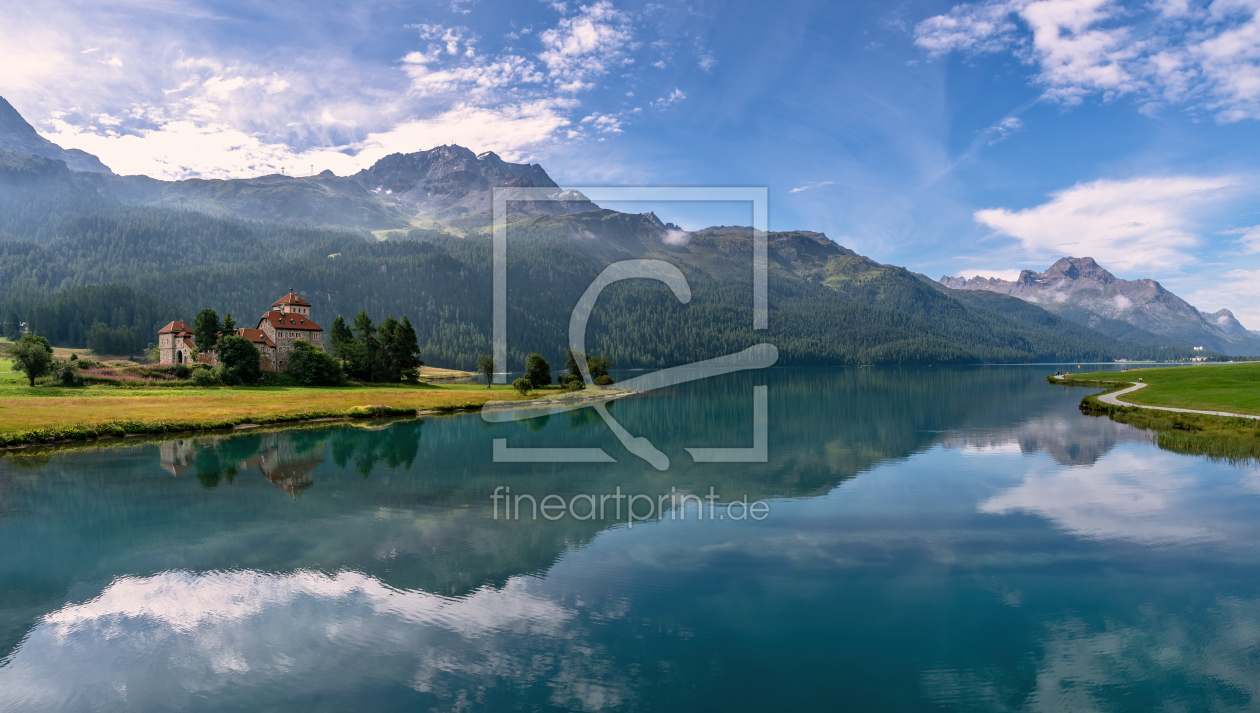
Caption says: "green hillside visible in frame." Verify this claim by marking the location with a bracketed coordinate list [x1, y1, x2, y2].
[0, 158, 1201, 369]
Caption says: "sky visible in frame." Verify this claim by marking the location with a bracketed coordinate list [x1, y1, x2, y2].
[2, 0, 1260, 326]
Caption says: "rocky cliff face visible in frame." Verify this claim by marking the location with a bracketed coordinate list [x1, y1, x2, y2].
[0, 97, 112, 174]
[351, 145, 592, 217]
[941, 257, 1260, 355]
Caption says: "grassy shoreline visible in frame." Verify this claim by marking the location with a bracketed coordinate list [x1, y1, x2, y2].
[0, 379, 525, 450]
[1051, 363, 1260, 462]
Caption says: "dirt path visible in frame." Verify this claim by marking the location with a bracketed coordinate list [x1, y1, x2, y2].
[1064, 377, 1260, 420]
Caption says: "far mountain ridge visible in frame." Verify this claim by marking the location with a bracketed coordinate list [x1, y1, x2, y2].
[941, 257, 1260, 355]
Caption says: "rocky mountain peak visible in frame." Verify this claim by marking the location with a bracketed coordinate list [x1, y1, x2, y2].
[0, 96, 113, 174]
[350, 144, 590, 217]
[1044, 256, 1114, 283]
[940, 257, 1260, 355]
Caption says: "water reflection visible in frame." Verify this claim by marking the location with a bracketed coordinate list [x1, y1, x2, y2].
[3, 366, 1260, 711]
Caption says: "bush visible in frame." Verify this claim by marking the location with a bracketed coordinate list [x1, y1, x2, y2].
[287, 340, 346, 386]
[191, 368, 220, 386]
[215, 334, 262, 385]
[56, 361, 84, 387]
[173, 364, 192, 379]
[512, 377, 532, 396]
[259, 372, 298, 387]
[213, 365, 238, 386]
[594, 375, 614, 386]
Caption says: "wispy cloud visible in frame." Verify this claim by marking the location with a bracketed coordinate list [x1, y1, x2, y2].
[984, 115, 1023, 145]
[915, 0, 1260, 122]
[1225, 224, 1260, 253]
[789, 180, 835, 194]
[651, 87, 686, 108]
[974, 175, 1247, 272]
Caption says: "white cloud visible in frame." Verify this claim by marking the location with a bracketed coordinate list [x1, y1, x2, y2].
[789, 180, 836, 194]
[661, 228, 691, 245]
[1186, 267, 1260, 331]
[985, 115, 1024, 144]
[698, 52, 717, 71]
[915, 0, 1260, 122]
[1230, 224, 1260, 253]
[538, 1, 634, 88]
[579, 112, 624, 133]
[45, 100, 575, 180]
[401, 51, 542, 97]
[651, 87, 686, 108]
[973, 175, 1245, 272]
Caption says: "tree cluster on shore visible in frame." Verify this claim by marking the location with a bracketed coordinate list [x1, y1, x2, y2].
[479, 348, 614, 396]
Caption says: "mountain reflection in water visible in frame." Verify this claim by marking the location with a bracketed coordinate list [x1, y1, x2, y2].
[2, 366, 1259, 712]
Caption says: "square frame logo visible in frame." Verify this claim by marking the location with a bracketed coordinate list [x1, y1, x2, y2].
[483, 186, 777, 471]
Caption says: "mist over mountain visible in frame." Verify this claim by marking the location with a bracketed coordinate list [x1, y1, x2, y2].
[941, 257, 1260, 356]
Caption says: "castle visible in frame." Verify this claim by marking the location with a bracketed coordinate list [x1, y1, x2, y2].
[157, 290, 325, 372]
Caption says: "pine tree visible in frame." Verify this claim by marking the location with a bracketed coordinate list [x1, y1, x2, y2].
[193, 309, 221, 354]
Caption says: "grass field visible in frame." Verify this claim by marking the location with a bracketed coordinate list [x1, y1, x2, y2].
[0, 380, 525, 439]
[1068, 362, 1260, 416]
[1060, 362, 1260, 463]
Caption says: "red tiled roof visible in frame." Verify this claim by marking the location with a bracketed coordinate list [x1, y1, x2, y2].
[258, 311, 323, 331]
[181, 337, 196, 349]
[237, 328, 276, 347]
[272, 292, 311, 307]
[158, 320, 193, 334]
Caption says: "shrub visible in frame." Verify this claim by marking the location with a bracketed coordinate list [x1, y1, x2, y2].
[594, 375, 614, 386]
[56, 361, 84, 387]
[512, 377, 532, 397]
[287, 340, 346, 386]
[213, 365, 238, 386]
[216, 334, 262, 385]
[173, 364, 192, 379]
[191, 368, 220, 386]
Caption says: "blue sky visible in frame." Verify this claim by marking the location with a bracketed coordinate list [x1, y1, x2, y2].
[3, 0, 1260, 325]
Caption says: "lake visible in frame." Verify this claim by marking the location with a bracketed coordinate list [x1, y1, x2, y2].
[2, 366, 1259, 712]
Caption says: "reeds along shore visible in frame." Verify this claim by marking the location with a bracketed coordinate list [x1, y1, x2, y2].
[1052, 375, 1260, 464]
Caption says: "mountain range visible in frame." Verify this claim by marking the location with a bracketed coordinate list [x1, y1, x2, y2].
[0, 94, 1242, 367]
[941, 258, 1260, 356]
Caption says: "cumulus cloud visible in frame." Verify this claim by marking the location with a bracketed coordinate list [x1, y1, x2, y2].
[538, 1, 635, 89]
[915, 0, 1260, 122]
[579, 112, 624, 133]
[973, 175, 1245, 272]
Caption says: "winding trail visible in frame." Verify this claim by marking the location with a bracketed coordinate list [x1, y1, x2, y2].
[1056, 376, 1260, 420]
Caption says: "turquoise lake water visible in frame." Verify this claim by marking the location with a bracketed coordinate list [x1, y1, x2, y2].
[2, 366, 1259, 711]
